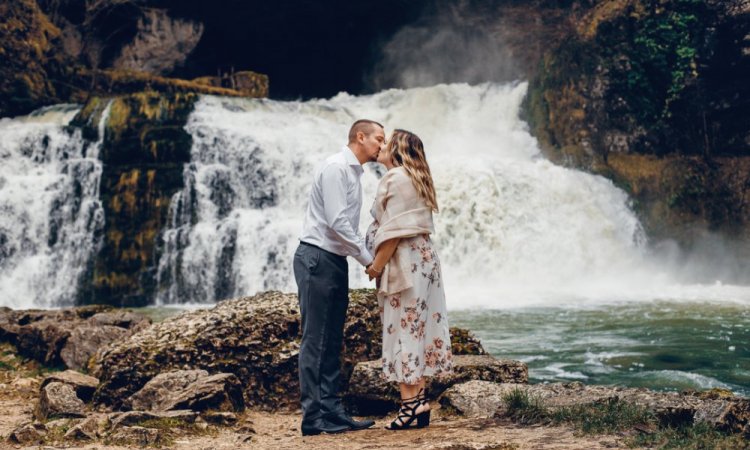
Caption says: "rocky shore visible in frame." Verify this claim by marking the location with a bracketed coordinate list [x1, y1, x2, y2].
[1, 290, 749, 449]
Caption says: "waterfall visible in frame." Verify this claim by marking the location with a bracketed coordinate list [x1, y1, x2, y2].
[0, 103, 111, 309]
[155, 82, 693, 307]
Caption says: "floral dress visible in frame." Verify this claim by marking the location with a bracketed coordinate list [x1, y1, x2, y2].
[366, 221, 453, 384]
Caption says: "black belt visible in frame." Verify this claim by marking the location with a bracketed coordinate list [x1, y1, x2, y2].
[299, 241, 345, 259]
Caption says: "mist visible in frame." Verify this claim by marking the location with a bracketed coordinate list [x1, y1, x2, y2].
[367, 2, 524, 90]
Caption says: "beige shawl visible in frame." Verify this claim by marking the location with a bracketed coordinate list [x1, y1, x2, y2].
[370, 167, 434, 296]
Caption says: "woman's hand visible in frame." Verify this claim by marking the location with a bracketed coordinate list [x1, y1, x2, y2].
[365, 264, 382, 281]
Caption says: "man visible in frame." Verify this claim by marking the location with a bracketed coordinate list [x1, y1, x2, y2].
[293, 119, 386, 435]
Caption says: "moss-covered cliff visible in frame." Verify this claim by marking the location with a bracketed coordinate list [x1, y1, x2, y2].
[72, 93, 198, 306]
[525, 0, 750, 244]
[0, 0, 68, 116]
[0, 1, 268, 117]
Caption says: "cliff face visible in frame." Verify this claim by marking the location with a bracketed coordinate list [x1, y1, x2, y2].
[0, 0, 68, 116]
[72, 93, 197, 306]
[524, 0, 750, 245]
[0, 1, 268, 117]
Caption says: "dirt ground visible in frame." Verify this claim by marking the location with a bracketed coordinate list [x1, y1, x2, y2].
[0, 346, 635, 450]
[0, 387, 632, 450]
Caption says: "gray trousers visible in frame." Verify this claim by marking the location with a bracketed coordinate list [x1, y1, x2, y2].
[293, 242, 349, 425]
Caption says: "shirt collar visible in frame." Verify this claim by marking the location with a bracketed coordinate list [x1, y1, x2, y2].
[343, 146, 364, 171]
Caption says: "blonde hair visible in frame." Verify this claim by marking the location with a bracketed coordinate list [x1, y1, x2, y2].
[386, 129, 439, 212]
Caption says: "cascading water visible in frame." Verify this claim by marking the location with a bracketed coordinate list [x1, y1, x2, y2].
[154, 81, 725, 307]
[0, 102, 111, 309]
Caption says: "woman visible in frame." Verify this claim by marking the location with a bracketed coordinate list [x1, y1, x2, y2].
[365, 129, 453, 430]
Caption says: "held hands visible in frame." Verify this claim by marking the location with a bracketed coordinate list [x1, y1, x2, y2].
[365, 264, 383, 282]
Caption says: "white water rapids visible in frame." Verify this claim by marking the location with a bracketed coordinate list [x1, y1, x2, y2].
[1, 82, 749, 309]
[0, 103, 110, 309]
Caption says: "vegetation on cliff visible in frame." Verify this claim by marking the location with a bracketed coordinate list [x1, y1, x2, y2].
[524, 0, 750, 244]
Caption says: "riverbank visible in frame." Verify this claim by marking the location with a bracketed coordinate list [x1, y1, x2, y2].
[2, 292, 749, 449]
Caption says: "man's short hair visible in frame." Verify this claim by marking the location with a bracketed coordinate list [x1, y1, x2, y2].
[348, 119, 384, 143]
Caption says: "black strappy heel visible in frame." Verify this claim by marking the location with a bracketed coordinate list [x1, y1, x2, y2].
[386, 388, 431, 430]
[418, 388, 430, 427]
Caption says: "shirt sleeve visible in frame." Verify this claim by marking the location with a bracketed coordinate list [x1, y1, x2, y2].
[320, 163, 373, 266]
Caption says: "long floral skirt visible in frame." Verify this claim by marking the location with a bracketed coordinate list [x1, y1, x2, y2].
[378, 234, 453, 384]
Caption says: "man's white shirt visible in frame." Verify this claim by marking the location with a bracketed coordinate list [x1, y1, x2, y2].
[300, 146, 374, 266]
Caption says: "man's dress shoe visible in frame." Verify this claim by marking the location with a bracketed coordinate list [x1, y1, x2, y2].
[324, 412, 375, 431]
[300, 419, 350, 436]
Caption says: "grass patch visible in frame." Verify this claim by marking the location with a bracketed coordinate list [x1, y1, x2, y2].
[136, 417, 192, 430]
[551, 397, 654, 434]
[632, 422, 750, 450]
[500, 388, 748, 448]
[502, 388, 550, 425]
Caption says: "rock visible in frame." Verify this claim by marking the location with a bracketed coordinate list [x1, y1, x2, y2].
[1, 305, 146, 370]
[60, 325, 130, 371]
[439, 380, 510, 418]
[108, 426, 164, 447]
[7, 422, 47, 445]
[11, 376, 40, 394]
[111, 9, 205, 75]
[88, 311, 152, 330]
[160, 373, 245, 412]
[36, 381, 88, 420]
[40, 370, 99, 402]
[92, 290, 487, 410]
[63, 419, 97, 441]
[128, 369, 209, 411]
[201, 411, 238, 426]
[436, 381, 750, 434]
[14, 319, 75, 367]
[110, 410, 198, 429]
[346, 355, 528, 415]
[45, 418, 82, 430]
[128, 370, 244, 412]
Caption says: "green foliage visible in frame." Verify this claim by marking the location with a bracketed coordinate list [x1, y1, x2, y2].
[603, 0, 709, 128]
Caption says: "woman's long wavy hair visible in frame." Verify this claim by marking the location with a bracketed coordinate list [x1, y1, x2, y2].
[386, 129, 439, 212]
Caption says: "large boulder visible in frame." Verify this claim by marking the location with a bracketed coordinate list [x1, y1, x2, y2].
[128, 369, 209, 411]
[346, 355, 528, 415]
[61, 325, 130, 371]
[128, 370, 244, 412]
[92, 289, 486, 410]
[40, 370, 100, 403]
[36, 382, 87, 420]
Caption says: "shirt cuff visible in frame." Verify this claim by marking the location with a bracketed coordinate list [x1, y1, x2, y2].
[354, 248, 374, 267]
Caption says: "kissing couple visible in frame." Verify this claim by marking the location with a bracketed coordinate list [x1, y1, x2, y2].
[293, 119, 453, 435]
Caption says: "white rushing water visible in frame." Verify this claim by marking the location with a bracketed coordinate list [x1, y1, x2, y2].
[154, 82, 750, 308]
[0, 103, 110, 309]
